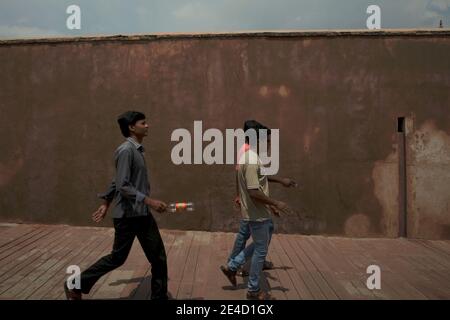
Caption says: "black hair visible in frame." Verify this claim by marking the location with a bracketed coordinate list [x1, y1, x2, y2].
[243, 120, 271, 143]
[117, 111, 146, 137]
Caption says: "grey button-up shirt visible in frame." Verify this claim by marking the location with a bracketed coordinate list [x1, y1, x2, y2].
[98, 137, 151, 218]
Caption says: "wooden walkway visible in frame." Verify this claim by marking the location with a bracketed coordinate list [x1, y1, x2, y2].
[0, 223, 449, 300]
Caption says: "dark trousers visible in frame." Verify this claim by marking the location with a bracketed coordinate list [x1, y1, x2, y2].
[80, 215, 168, 299]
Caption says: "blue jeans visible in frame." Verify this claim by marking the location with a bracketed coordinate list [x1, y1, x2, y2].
[228, 219, 274, 263]
[228, 219, 273, 292]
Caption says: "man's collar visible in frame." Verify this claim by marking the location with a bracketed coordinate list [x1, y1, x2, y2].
[127, 137, 145, 152]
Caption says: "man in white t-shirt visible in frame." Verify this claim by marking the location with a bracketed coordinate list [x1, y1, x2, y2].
[221, 120, 296, 300]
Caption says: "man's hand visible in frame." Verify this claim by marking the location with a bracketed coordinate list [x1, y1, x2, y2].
[268, 205, 282, 217]
[234, 196, 241, 210]
[273, 200, 295, 216]
[145, 198, 167, 213]
[92, 203, 109, 223]
[280, 178, 298, 188]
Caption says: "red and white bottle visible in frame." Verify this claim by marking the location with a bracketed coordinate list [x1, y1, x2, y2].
[168, 202, 194, 213]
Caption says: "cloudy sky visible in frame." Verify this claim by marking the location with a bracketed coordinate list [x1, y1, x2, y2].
[0, 0, 449, 39]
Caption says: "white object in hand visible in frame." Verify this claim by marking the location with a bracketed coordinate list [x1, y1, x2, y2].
[168, 202, 194, 213]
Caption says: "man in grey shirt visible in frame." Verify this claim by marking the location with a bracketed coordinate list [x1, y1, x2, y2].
[64, 111, 168, 300]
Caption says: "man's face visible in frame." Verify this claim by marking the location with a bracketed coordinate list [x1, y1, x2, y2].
[130, 119, 149, 138]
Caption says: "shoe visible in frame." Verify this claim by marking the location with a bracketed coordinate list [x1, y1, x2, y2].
[220, 265, 237, 287]
[263, 261, 274, 270]
[64, 282, 82, 300]
[237, 268, 249, 277]
[246, 290, 272, 300]
[238, 261, 273, 277]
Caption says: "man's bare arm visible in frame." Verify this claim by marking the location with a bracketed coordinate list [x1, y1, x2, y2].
[268, 176, 298, 188]
[247, 189, 293, 215]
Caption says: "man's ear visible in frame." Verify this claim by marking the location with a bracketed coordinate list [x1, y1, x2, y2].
[128, 124, 135, 133]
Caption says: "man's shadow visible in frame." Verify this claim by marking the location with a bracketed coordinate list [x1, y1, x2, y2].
[98, 264, 292, 300]
[108, 276, 204, 300]
[221, 268, 291, 296]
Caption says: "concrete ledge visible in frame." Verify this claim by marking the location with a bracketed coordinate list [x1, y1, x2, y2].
[1, 29, 450, 46]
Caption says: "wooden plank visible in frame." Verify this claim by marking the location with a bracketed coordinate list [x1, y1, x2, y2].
[177, 231, 202, 299]
[73, 230, 120, 300]
[161, 230, 187, 299]
[285, 235, 327, 299]
[0, 232, 60, 285]
[0, 223, 448, 300]
[1, 226, 89, 299]
[433, 240, 450, 255]
[406, 254, 450, 286]
[93, 270, 135, 300]
[0, 226, 68, 280]
[308, 236, 358, 298]
[191, 231, 212, 299]
[338, 239, 401, 300]
[277, 234, 314, 299]
[353, 240, 419, 300]
[0, 225, 47, 252]
[203, 232, 241, 300]
[53, 230, 115, 300]
[319, 237, 372, 300]
[356, 241, 441, 299]
[293, 236, 339, 299]
[381, 271, 428, 300]
[328, 238, 378, 299]
[269, 235, 300, 299]
[406, 240, 450, 272]
[0, 226, 55, 262]
[166, 230, 194, 299]
[54, 228, 115, 300]
[0, 224, 39, 248]
[56, 229, 114, 300]
[199, 232, 224, 300]
[303, 236, 357, 300]
[401, 256, 450, 292]
[62, 232, 114, 300]
[0, 226, 71, 295]
[127, 230, 176, 300]
[115, 241, 149, 299]
[415, 240, 450, 258]
[19, 227, 110, 299]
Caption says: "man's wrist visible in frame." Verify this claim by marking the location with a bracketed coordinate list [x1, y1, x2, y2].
[144, 197, 153, 206]
[268, 176, 282, 183]
[272, 199, 282, 207]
